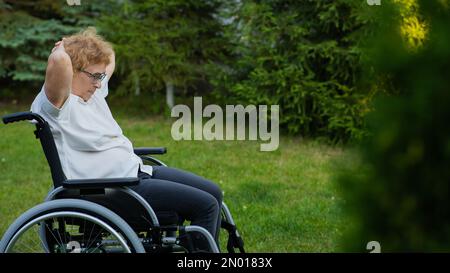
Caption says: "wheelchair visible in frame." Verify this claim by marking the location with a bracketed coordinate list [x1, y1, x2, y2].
[0, 112, 245, 253]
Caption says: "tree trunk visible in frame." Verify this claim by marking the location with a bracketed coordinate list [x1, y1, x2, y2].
[165, 81, 174, 109]
[134, 72, 140, 96]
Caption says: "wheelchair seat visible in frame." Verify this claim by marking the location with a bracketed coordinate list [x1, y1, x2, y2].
[54, 188, 180, 230]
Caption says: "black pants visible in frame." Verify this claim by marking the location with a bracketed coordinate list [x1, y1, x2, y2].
[130, 166, 223, 248]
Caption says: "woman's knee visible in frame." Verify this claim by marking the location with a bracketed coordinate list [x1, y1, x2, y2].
[198, 191, 220, 214]
[208, 182, 223, 205]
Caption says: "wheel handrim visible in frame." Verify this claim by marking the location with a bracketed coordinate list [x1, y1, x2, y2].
[5, 211, 131, 253]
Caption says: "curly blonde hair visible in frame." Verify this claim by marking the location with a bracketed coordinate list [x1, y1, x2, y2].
[63, 27, 113, 71]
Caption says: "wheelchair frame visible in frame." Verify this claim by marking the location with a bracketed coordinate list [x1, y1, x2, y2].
[0, 111, 245, 253]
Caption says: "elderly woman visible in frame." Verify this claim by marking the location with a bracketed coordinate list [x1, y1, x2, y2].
[30, 27, 223, 252]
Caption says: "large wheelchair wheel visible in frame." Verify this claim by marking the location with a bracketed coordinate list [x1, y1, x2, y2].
[0, 199, 145, 253]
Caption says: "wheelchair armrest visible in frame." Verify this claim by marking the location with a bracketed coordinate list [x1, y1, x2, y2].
[2, 111, 46, 125]
[62, 177, 140, 189]
[134, 147, 167, 155]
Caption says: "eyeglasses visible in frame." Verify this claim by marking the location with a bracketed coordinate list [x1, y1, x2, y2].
[81, 70, 107, 83]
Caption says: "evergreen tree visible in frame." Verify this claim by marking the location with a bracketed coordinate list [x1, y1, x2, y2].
[98, 0, 230, 108]
[0, 0, 109, 94]
[209, 0, 371, 141]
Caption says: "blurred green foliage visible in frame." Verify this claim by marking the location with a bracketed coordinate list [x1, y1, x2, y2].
[395, 0, 428, 50]
[339, 0, 450, 252]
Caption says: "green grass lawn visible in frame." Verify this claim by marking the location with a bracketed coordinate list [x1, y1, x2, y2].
[0, 104, 355, 252]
